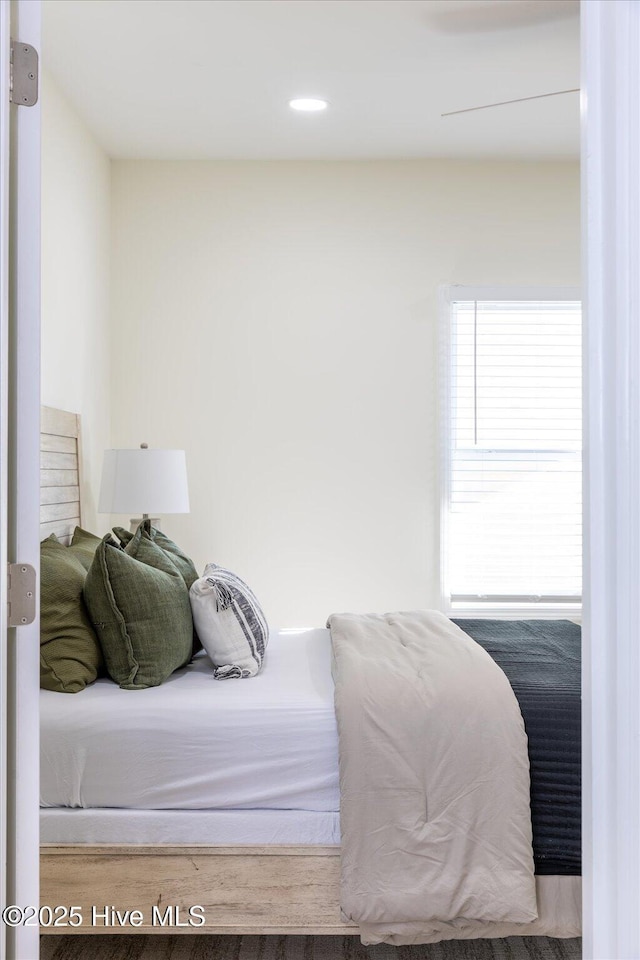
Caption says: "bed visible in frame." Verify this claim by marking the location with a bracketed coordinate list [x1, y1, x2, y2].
[39, 407, 581, 941]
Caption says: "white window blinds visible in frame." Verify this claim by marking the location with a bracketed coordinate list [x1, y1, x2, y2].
[446, 297, 582, 606]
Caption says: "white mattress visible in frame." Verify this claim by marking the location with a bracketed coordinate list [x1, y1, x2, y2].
[40, 808, 341, 845]
[40, 628, 339, 813]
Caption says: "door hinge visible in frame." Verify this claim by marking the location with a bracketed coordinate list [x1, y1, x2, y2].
[9, 40, 38, 106]
[7, 563, 36, 627]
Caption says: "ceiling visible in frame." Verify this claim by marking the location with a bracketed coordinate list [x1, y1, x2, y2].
[42, 0, 580, 160]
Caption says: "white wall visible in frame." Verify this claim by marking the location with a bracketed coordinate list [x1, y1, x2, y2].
[110, 160, 580, 626]
[41, 71, 111, 534]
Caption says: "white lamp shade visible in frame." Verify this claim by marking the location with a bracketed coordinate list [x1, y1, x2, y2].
[98, 448, 190, 515]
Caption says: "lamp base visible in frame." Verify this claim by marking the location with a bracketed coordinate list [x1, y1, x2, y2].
[129, 517, 161, 533]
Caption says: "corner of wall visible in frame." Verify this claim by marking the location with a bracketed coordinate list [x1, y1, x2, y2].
[40, 70, 111, 534]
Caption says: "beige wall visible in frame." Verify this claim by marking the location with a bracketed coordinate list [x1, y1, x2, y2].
[41, 72, 111, 534]
[110, 159, 580, 627]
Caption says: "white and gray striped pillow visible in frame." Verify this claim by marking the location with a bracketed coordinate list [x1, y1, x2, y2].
[189, 563, 268, 679]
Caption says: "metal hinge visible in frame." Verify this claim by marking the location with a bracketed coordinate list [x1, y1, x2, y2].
[9, 40, 38, 106]
[7, 563, 36, 626]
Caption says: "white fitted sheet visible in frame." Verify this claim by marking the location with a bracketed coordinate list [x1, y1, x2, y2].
[40, 808, 341, 845]
[40, 628, 339, 812]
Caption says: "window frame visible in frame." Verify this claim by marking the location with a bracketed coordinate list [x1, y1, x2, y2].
[439, 284, 582, 619]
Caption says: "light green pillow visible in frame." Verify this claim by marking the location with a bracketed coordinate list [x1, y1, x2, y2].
[40, 535, 104, 693]
[113, 520, 201, 656]
[83, 526, 193, 690]
[69, 526, 102, 572]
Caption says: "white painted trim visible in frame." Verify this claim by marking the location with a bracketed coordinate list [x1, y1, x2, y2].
[447, 284, 581, 303]
[449, 604, 582, 620]
[6, 2, 41, 958]
[437, 284, 452, 614]
[0, 3, 11, 957]
[582, 2, 640, 957]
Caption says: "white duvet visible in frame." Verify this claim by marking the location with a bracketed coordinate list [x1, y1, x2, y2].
[329, 610, 538, 945]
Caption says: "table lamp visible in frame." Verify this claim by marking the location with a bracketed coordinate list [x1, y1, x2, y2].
[98, 443, 190, 532]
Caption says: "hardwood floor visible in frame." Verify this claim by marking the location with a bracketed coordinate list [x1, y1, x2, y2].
[40, 935, 582, 960]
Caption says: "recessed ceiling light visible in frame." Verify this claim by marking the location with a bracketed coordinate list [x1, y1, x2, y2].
[288, 98, 329, 112]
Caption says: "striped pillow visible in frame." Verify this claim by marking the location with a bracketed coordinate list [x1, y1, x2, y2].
[189, 564, 268, 679]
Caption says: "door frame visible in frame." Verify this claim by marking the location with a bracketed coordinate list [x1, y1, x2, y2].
[1, 1, 41, 958]
[581, 1, 640, 958]
[0, 3, 11, 953]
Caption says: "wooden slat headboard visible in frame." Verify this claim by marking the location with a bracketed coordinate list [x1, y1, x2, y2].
[40, 406, 82, 545]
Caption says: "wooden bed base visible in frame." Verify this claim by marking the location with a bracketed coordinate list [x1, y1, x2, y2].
[40, 845, 357, 936]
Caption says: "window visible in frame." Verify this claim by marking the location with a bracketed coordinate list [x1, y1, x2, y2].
[442, 287, 582, 611]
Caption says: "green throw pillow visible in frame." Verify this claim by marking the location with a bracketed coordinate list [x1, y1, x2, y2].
[40, 535, 104, 693]
[114, 520, 201, 656]
[69, 526, 102, 572]
[83, 526, 193, 690]
[114, 520, 199, 588]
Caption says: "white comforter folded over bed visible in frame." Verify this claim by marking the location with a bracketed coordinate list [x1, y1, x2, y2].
[328, 610, 538, 946]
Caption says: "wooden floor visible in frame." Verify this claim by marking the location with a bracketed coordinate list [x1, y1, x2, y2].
[40, 935, 582, 960]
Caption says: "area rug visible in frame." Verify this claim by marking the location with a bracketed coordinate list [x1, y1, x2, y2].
[40, 935, 582, 959]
